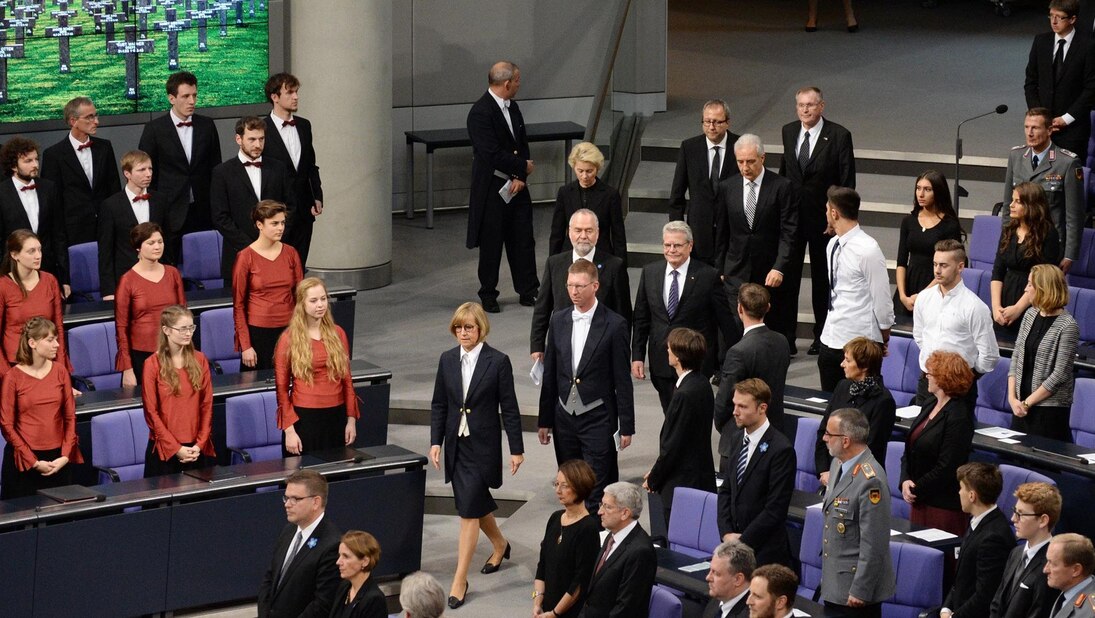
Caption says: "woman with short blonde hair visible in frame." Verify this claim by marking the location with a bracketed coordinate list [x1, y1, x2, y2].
[548, 141, 627, 261]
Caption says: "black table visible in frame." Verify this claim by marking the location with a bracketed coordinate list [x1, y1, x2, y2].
[404, 120, 585, 228]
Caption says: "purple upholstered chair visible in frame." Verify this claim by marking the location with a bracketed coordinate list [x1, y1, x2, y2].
[1071, 378, 1095, 448]
[68, 321, 122, 392]
[797, 505, 824, 599]
[91, 408, 149, 483]
[974, 357, 1013, 429]
[998, 464, 1055, 521]
[794, 416, 822, 493]
[885, 441, 910, 520]
[882, 337, 920, 407]
[968, 215, 1003, 272]
[668, 487, 720, 560]
[225, 391, 282, 464]
[198, 307, 241, 374]
[883, 540, 944, 618]
[181, 230, 225, 290]
[649, 584, 683, 618]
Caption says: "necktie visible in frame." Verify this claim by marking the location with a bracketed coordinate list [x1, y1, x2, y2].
[176, 120, 192, 127]
[667, 270, 680, 319]
[244, 160, 262, 168]
[1032, 154, 1040, 170]
[279, 531, 304, 587]
[828, 242, 841, 310]
[736, 434, 750, 486]
[594, 534, 615, 575]
[77, 141, 92, 151]
[798, 131, 811, 171]
[1051, 592, 1065, 617]
[19, 183, 36, 192]
[132, 193, 151, 202]
[745, 181, 757, 229]
[572, 310, 592, 322]
[282, 118, 297, 128]
[1054, 39, 1066, 81]
[710, 145, 721, 188]
[459, 354, 472, 437]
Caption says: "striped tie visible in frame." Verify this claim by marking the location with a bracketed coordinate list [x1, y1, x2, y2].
[736, 434, 750, 486]
[667, 270, 680, 319]
[745, 181, 757, 229]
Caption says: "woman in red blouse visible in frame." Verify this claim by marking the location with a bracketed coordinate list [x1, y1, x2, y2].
[0, 230, 71, 379]
[233, 200, 303, 372]
[0, 317, 82, 499]
[142, 305, 215, 477]
[275, 277, 359, 456]
[115, 222, 186, 388]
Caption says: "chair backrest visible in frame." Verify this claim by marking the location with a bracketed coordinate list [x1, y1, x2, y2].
[181, 230, 225, 289]
[998, 464, 1055, 519]
[881, 337, 919, 407]
[975, 357, 1013, 428]
[199, 307, 241, 374]
[68, 242, 101, 301]
[225, 391, 282, 464]
[1065, 287, 1095, 347]
[90, 408, 149, 483]
[960, 267, 993, 308]
[1070, 228, 1095, 290]
[1071, 378, 1095, 448]
[969, 215, 1003, 271]
[883, 540, 944, 618]
[648, 584, 682, 618]
[797, 505, 824, 599]
[885, 441, 910, 520]
[67, 322, 122, 390]
[667, 488, 719, 559]
[794, 416, 821, 493]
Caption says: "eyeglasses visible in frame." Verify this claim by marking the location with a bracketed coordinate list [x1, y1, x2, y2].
[169, 325, 197, 334]
[565, 282, 593, 291]
[1012, 508, 1042, 519]
[663, 242, 689, 251]
[552, 481, 571, 490]
[701, 119, 728, 127]
[282, 494, 317, 506]
[822, 431, 846, 439]
[78, 113, 99, 121]
[454, 324, 478, 332]
[599, 502, 621, 511]
[796, 102, 821, 110]
[1048, 13, 1073, 22]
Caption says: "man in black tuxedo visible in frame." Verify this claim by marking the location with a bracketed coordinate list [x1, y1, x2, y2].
[581, 482, 656, 618]
[538, 259, 633, 508]
[632, 220, 734, 412]
[939, 463, 1016, 618]
[668, 99, 740, 267]
[210, 116, 294, 283]
[98, 150, 169, 299]
[989, 481, 1061, 618]
[1025, 0, 1095, 161]
[714, 284, 789, 436]
[717, 378, 795, 569]
[715, 133, 799, 349]
[530, 208, 631, 361]
[258, 470, 341, 618]
[138, 71, 221, 263]
[466, 60, 538, 313]
[263, 73, 323, 267]
[702, 540, 755, 618]
[778, 86, 855, 355]
[40, 96, 121, 245]
[0, 137, 69, 294]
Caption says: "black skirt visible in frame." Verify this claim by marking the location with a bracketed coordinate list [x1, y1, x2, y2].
[131, 350, 153, 387]
[1, 444, 72, 500]
[283, 404, 347, 457]
[243, 324, 286, 372]
[142, 441, 214, 478]
[451, 435, 498, 519]
[1012, 406, 1072, 443]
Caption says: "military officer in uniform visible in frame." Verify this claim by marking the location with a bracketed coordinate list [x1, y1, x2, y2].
[818, 408, 894, 618]
[1002, 108, 1084, 274]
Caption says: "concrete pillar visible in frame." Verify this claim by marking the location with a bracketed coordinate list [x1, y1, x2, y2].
[288, 0, 392, 289]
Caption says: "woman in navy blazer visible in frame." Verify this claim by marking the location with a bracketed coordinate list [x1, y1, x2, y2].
[429, 302, 524, 609]
[548, 142, 627, 263]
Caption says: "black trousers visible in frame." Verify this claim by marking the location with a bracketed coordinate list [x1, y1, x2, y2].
[131, 349, 153, 386]
[143, 441, 212, 478]
[650, 375, 676, 414]
[243, 324, 286, 372]
[824, 601, 882, 618]
[163, 199, 188, 265]
[476, 195, 539, 301]
[284, 212, 314, 269]
[817, 344, 846, 393]
[1, 445, 71, 500]
[552, 404, 617, 509]
[787, 217, 832, 342]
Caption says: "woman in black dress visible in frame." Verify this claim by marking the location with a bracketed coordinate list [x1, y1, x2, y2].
[534, 459, 601, 618]
[991, 182, 1060, 336]
[547, 142, 627, 262]
[429, 302, 524, 609]
[894, 170, 963, 317]
[329, 530, 386, 618]
[1009, 264, 1079, 442]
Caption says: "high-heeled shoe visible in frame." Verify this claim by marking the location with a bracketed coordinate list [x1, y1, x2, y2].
[480, 542, 511, 574]
[448, 581, 468, 610]
[805, 25, 817, 32]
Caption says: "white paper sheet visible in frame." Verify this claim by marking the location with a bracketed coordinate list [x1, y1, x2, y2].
[975, 427, 1026, 439]
[806, 397, 828, 403]
[679, 561, 710, 573]
[904, 528, 959, 542]
[896, 405, 920, 419]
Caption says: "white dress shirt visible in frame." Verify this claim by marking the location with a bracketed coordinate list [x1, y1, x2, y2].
[969, 505, 998, 531]
[285, 512, 325, 567]
[742, 323, 764, 337]
[68, 133, 93, 185]
[913, 280, 999, 374]
[707, 132, 729, 179]
[603, 519, 638, 563]
[796, 117, 825, 159]
[12, 177, 38, 232]
[170, 109, 193, 162]
[271, 111, 302, 169]
[460, 342, 484, 402]
[572, 300, 598, 372]
[718, 588, 749, 617]
[125, 186, 151, 224]
[1023, 537, 1051, 569]
[573, 246, 596, 263]
[238, 151, 262, 198]
[674, 369, 692, 388]
[820, 225, 895, 349]
[488, 89, 515, 138]
[664, 258, 690, 309]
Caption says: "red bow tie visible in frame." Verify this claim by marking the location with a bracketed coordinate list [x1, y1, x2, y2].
[281, 118, 296, 128]
[77, 141, 92, 151]
[243, 160, 262, 168]
[19, 183, 36, 192]
[176, 121, 192, 127]
[132, 193, 151, 202]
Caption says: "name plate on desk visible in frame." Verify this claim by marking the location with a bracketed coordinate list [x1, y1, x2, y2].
[184, 468, 246, 483]
[37, 485, 105, 505]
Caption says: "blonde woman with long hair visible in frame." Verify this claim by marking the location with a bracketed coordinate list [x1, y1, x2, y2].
[274, 277, 359, 456]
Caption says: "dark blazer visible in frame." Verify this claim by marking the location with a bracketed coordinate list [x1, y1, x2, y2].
[647, 371, 716, 507]
[0, 176, 69, 284]
[668, 133, 740, 265]
[900, 396, 974, 511]
[531, 250, 632, 354]
[264, 114, 323, 223]
[778, 119, 855, 232]
[813, 379, 897, 476]
[716, 424, 795, 568]
[714, 171, 799, 286]
[989, 542, 1052, 618]
[944, 507, 1016, 618]
[579, 525, 657, 618]
[713, 325, 790, 435]
[138, 112, 221, 228]
[328, 578, 386, 618]
[703, 595, 750, 618]
[549, 178, 627, 264]
[1025, 31, 1095, 154]
[258, 516, 342, 618]
[430, 343, 524, 488]
[96, 189, 169, 297]
[40, 135, 121, 244]
[632, 259, 734, 379]
[466, 90, 530, 249]
[538, 303, 635, 436]
[209, 156, 293, 279]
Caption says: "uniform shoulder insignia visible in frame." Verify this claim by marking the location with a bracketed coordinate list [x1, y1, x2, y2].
[1011, 144, 1026, 150]
[861, 463, 877, 479]
[1059, 147, 1077, 158]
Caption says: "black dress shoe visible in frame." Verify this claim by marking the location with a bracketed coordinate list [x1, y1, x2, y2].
[481, 298, 501, 313]
[846, 23, 859, 33]
[807, 341, 820, 355]
[448, 581, 468, 610]
[480, 542, 511, 574]
[519, 294, 537, 307]
[805, 25, 817, 32]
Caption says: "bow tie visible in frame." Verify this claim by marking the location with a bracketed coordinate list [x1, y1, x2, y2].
[281, 118, 296, 128]
[176, 120, 192, 127]
[76, 141, 92, 151]
[132, 193, 151, 202]
[243, 160, 262, 168]
[19, 183, 36, 192]
[572, 311, 592, 323]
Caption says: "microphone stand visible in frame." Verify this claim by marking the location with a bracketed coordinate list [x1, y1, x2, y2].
[954, 106, 1007, 215]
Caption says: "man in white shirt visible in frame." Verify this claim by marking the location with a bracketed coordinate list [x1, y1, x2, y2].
[702, 540, 756, 618]
[913, 239, 999, 405]
[817, 186, 894, 392]
[746, 564, 799, 618]
[989, 482, 1062, 618]
[0, 137, 69, 293]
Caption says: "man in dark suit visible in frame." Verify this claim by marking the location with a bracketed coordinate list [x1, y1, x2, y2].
[538, 259, 633, 508]
[210, 116, 294, 283]
[466, 60, 538, 313]
[668, 99, 740, 267]
[581, 482, 656, 618]
[939, 463, 1016, 618]
[778, 86, 855, 355]
[1025, 0, 1095, 161]
[632, 220, 735, 413]
[716, 378, 795, 569]
[989, 481, 1061, 618]
[0, 137, 69, 294]
[98, 150, 169, 299]
[263, 73, 323, 267]
[258, 469, 341, 618]
[40, 96, 121, 245]
[531, 208, 631, 361]
[714, 285, 789, 436]
[138, 71, 221, 263]
[703, 540, 755, 618]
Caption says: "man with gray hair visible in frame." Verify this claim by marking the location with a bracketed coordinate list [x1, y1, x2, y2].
[715, 133, 799, 351]
[398, 571, 446, 618]
[818, 408, 894, 617]
[1043, 532, 1095, 618]
[581, 481, 657, 618]
[703, 540, 756, 618]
